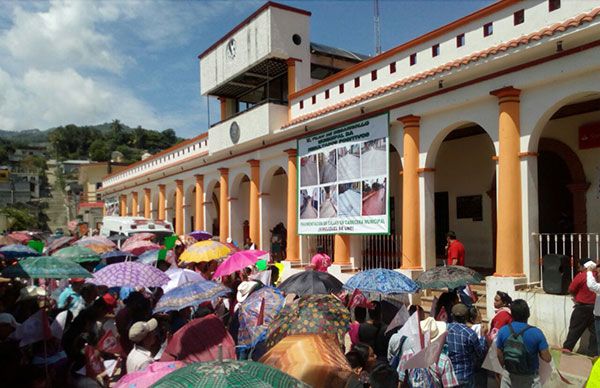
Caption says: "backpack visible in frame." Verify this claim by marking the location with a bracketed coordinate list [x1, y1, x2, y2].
[503, 324, 534, 375]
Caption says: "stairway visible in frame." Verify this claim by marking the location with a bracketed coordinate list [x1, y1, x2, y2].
[420, 282, 489, 322]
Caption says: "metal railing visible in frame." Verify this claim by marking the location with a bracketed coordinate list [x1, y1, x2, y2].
[361, 234, 401, 270]
[304, 235, 334, 266]
[533, 233, 600, 285]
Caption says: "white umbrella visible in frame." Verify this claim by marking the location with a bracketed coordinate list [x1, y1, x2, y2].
[162, 268, 204, 293]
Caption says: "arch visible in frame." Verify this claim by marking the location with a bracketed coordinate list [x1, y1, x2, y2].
[184, 183, 196, 233]
[205, 179, 220, 237]
[261, 163, 287, 190]
[230, 172, 250, 246]
[165, 188, 176, 226]
[261, 166, 288, 259]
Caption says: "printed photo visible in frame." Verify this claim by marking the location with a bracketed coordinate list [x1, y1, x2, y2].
[318, 149, 337, 184]
[361, 178, 386, 216]
[300, 188, 319, 219]
[361, 138, 387, 177]
[338, 182, 361, 217]
[319, 185, 338, 218]
[337, 144, 361, 181]
[300, 154, 319, 187]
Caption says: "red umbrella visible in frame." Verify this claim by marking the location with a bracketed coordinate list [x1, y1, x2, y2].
[121, 240, 161, 256]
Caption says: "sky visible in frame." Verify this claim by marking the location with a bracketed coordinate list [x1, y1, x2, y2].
[0, 0, 494, 139]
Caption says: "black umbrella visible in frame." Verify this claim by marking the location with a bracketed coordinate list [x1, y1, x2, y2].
[278, 270, 343, 296]
[416, 265, 483, 289]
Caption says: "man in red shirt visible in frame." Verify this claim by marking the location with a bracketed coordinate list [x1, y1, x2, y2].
[446, 231, 465, 266]
[563, 258, 597, 355]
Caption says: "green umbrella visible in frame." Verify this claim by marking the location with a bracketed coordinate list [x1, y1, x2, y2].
[151, 360, 309, 388]
[1, 256, 93, 279]
[53, 245, 101, 263]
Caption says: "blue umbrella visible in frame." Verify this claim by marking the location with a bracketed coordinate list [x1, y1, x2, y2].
[0, 244, 41, 260]
[343, 268, 419, 296]
[154, 279, 230, 314]
[101, 250, 137, 264]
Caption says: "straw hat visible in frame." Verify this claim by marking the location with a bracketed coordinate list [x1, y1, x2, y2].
[236, 280, 260, 303]
[420, 317, 447, 341]
[16, 286, 46, 302]
[129, 318, 158, 343]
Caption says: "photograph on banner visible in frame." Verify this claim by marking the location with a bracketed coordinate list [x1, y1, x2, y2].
[297, 113, 389, 235]
[104, 196, 119, 216]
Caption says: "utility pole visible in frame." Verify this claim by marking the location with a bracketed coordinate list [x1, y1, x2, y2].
[374, 0, 381, 55]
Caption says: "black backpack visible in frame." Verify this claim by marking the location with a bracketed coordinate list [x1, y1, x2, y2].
[503, 324, 535, 375]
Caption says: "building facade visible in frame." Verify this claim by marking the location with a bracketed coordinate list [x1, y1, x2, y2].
[102, 0, 600, 343]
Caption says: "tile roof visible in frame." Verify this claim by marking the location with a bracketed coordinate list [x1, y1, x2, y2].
[284, 7, 600, 128]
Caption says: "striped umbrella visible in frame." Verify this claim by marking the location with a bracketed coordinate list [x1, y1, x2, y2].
[53, 245, 101, 263]
[2, 256, 92, 279]
[154, 279, 230, 314]
[179, 240, 232, 263]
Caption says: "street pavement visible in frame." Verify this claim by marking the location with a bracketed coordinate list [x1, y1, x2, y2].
[319, 160, 337, 184]
[362, 187, 385, 215]
[361, 148, 386, 177]
[301, 158, 318, 187]
[339, 189, 360, 216]
[319, 198, 337, 218]
[338, 154, 360, 181]
[301, 202, 318, 218]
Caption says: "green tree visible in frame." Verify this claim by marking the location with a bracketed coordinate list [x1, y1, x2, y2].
[89, 139, 111, 162]
[0, 206, 37, 230]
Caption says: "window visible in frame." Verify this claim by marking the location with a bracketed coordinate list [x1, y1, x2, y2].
[339, 84, 345, 94]
[311, 95, 316, 105]
[299, 100, 304, 109]
[354, 77, 360, 88]
[514, 9, 524, 25]
[483, 22, 493, 37]
[432, 44, 440, 57]
[371, 70, 377, 81]
[549, 0, 560, 12]
[409, 53, 417, 66]
[456, 33, 465, 47]
[389, 62, 396, 73]
[325, 89, 330, 99]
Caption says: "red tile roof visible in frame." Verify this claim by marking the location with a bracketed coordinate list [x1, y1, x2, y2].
[284, 7, 600, 128]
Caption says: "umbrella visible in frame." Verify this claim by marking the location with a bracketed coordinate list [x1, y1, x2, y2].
[238, 286, 285, 349]
[278, 270, 343, 297]
[0, 235, 18, 246]
[179, 240, 232, 263]
[343, 268, 419, 297]
[0, 244, 41, 260]
[2, 256, 92, 279]
[88, 261, 169, 288]
[100, 250, 137, 264]
[154, 279, 230, 314]
[85, 243, 114, 254]
[162, 268, 204, 293]
[122, 240, 161, 256]
[53, 245, 101, 263]
[151, 359, 309, 388]
[223, 242, 240, 253]
[416, 265, 483, 289]
[75, 236, 117, 248]
[260, 334, 353, 388]
[123, 233, 156, 244]
[160, 314, 236, 364]
[212, 250, 267, 279]
[115, 361, 186, 388]
[44, 236, 76, 255]
[8, 232, 31, 244]
[176, 235, 197, 247]
[265, 294, 351, 350]
[137, 249, 177, 266]
[188, 231, 212, 242]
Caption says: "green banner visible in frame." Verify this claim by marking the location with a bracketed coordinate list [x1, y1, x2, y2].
[28, 240, 44, 254]
[164, 235, 177, 250]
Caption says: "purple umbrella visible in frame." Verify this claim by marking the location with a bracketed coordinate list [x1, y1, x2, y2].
[87, 261, 170, 288]
[188, 230, 212, 242]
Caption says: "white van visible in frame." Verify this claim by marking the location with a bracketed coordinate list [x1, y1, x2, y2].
[99, 216, 174, 245]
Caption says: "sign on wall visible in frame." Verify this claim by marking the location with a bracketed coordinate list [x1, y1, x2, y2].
[297, 113, 389, 235]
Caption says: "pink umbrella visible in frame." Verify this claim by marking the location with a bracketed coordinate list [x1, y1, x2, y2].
[212, 250, 268, 278]
[115, 361, 185, 388]
[75, 236, 117, 248]
[123, 233, 156, 247]
[121, 240, 161, 256]
[8, 232, 31, 244]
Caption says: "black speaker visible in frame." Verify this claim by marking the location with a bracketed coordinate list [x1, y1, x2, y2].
[542, 254, 572, 295]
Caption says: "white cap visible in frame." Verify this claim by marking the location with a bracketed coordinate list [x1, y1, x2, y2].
[128, 318, 158, 343]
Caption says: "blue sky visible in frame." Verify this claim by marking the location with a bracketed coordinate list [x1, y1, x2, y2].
[0, 0, 493, 139]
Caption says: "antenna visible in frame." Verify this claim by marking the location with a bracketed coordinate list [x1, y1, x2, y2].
[373, 0, 381, 55]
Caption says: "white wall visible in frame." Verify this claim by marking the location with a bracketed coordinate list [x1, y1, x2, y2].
[434, 133, 496, 268]
[261, 173, 287, 251]
[230, 180, 250, 245]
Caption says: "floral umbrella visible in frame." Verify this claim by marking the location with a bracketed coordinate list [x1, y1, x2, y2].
[151, 360, 309, 388]
[88, 261, 169, 288]
[121, 240, 161, 256]
[416, 265, 484, 289]
[179, 240, 232, 263]
[44, 236, 76, 255]
[265, 294, 351, 350]
[0, 244, 41, 260]
[53, 245, 101, 263]
[154, 279, 230, 314]
[212, 250, 267, 279]
[115, 361, 185, 388]
[343, 268, 419, 297]
[75, 236, 117, 249]
[238, 286, 285, 349]
[188, 231, 212, 242]
[2, 256, 92, 279]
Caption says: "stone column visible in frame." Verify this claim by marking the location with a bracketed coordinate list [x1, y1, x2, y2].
[218, 168, 229, 243]
[334, 235, 351, 264]
[248, 160, 261, 248]
[119, 194, 127, 217]
[158, 184, 166, 221]
[194, 175, 204, 231]
[143, 188, 151, 219]
[491, 86, 524, 276]
[285, 149, 299, 262]
[131, 192, 139, 217]
[175, 180, 184, 235]
[398, 115, 422, 269]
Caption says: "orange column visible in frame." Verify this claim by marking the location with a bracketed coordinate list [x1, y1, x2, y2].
[194, 175, 204, 231]
[131, 192, 139, 217]
[285, 149, 299, 261]
[491, 86, 524, 276]
[175, 180, 184, 235]
[248, 160, 261, 248]
[119, 194, 126, 216]
[218, 168, 229, 243]
[287, 59, 297, 121]
[398, 115, 422, 269]
[219, 97, 227, 121]
[158, 184, 166, 221]
[334, 234, 351, 264]
[143, 188, 151, 219]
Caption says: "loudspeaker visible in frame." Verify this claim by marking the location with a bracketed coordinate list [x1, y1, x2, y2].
[542, 254, 572, 295]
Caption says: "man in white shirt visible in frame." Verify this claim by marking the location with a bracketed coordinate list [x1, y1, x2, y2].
[584, 261, 600, 356]
[126, 318, 159, 373]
